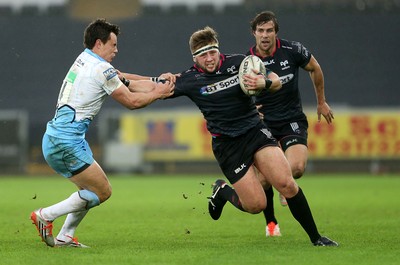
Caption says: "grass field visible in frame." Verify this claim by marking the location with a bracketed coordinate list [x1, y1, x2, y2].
[0, 174, 399, 265]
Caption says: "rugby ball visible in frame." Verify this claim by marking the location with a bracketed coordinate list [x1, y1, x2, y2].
[238, 55, 266, 96]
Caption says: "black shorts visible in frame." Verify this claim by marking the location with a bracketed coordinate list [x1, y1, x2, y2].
[266, 118, 308, 152]
[212, 121, 278, 184]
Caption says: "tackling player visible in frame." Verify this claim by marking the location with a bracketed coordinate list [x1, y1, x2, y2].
[30, 19, 173, 247]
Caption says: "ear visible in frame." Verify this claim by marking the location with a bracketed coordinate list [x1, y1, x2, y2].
[95, 39, 103, 48]
[192, 56, 196, 63]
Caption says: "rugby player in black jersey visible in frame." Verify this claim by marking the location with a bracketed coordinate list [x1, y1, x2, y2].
[166, 26, 337, 246]
[246, 11, 335, 238]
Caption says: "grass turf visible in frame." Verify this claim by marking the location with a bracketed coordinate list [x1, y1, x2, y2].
[0, 174, 399, 265]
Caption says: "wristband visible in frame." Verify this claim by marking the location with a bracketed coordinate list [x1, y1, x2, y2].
[265, 79, 272, 89]
[121, 77, 130, 87]
[257, 71, 272, 90]
[150, 77, 159, 82]
[150, 77, 167, 83]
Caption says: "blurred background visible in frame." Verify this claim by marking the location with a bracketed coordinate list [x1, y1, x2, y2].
[1, 0, 400, 175]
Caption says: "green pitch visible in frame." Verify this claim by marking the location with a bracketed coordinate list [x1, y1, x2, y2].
[0, 174, 399, 265]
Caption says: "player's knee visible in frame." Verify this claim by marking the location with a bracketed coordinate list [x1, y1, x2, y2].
[79, 190, 101, 209]
[291, 163, 306, 179]
[277, 179, 298, 198]
[98, 185, 112, 203]
[245, 200, 266, 214]
[292, 169, 304, 179]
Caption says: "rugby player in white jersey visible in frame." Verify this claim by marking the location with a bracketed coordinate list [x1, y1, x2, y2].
[30, 19, 174, 247]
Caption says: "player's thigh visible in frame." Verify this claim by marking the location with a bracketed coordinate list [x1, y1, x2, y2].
[232, 166, 266, 213]
[254, 146, 298, 197]
[69, 160, 112, 202]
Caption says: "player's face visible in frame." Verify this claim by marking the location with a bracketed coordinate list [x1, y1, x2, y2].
[253, 21, 276, 56]
[194, 49, 220, 73]
[98, 32, 118, 63]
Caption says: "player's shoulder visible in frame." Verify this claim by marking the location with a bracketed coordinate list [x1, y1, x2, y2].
[180, 67, 197, 78]
[91, 60, 117, 81]
[224, 53, 246, 59]
[224, 53, 246, 61]
[222, 53, 246, 67]
[279, 38, 306, 53]
[90, 60, 116, 81]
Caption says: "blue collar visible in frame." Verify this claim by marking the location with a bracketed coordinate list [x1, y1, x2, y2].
[84, 48, 106, 62]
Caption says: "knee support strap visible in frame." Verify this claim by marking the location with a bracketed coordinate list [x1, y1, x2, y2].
[78, 190, 100, 209]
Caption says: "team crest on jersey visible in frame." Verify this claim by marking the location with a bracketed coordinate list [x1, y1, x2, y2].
[226, 65, 237, 74]
[200, 75, 239, 95]
[280, 60, 290, 70]
[103, 68, 117, 80]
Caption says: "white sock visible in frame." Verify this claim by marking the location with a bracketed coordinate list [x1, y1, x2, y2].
[40, 191, 88, 221]
[56, 210, 89, 242]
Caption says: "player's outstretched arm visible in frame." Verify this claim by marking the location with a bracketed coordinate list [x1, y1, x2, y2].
[111, 81, 174, 110]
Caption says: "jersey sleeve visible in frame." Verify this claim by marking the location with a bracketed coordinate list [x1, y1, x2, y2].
[95, 62, 123, 95]
[290, 41, 312, 68]
[166, 73, 187, 99]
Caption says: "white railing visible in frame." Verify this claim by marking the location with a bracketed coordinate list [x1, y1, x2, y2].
[0, 0, 66, 11]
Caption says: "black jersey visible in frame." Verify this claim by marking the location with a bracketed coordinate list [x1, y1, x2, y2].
[247, 38, 311, 122]
[170, 53, 260, 137]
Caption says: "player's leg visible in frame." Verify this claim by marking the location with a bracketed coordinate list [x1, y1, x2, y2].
[208, 129, 267, 220]
[277, 143, 308, 206]
[279, 120, 309, 204]
[55, 210, 89, 247]
[53, 161, 111, 247]
[208, 166, 266, 220]
[231, 167, 267, 213]
[254, 146, 337, 246]
[38, 161, 110, 219]
[285, 144, 308, 179]
[32, 135, 110, 247]
[256, 168, 281, 237]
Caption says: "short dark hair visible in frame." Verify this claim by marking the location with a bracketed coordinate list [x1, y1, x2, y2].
[83, 18, 120, 49]
[250, 11, 279, 33]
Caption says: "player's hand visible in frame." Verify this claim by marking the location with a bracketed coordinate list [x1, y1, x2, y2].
[243, 69, 266, 91]
[116, 69, 124, 80]
[155, 79, 174, 99]
[159, 72, 180, 84]
[317, 102, 334, 124]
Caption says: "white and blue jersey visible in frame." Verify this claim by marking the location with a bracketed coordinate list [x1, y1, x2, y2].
[46, 48, 122, 139]
[42, 49, 123, 177]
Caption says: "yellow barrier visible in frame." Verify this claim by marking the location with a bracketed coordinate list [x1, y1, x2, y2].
[307, 110, 400, 159]
[120, 110, 400, 161]
[121, 111, 213, 161]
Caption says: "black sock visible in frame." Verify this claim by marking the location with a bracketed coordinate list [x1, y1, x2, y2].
[219, 185, 245, 211]
[263, 186, 278, 224]
[286, 187, 321, 243]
